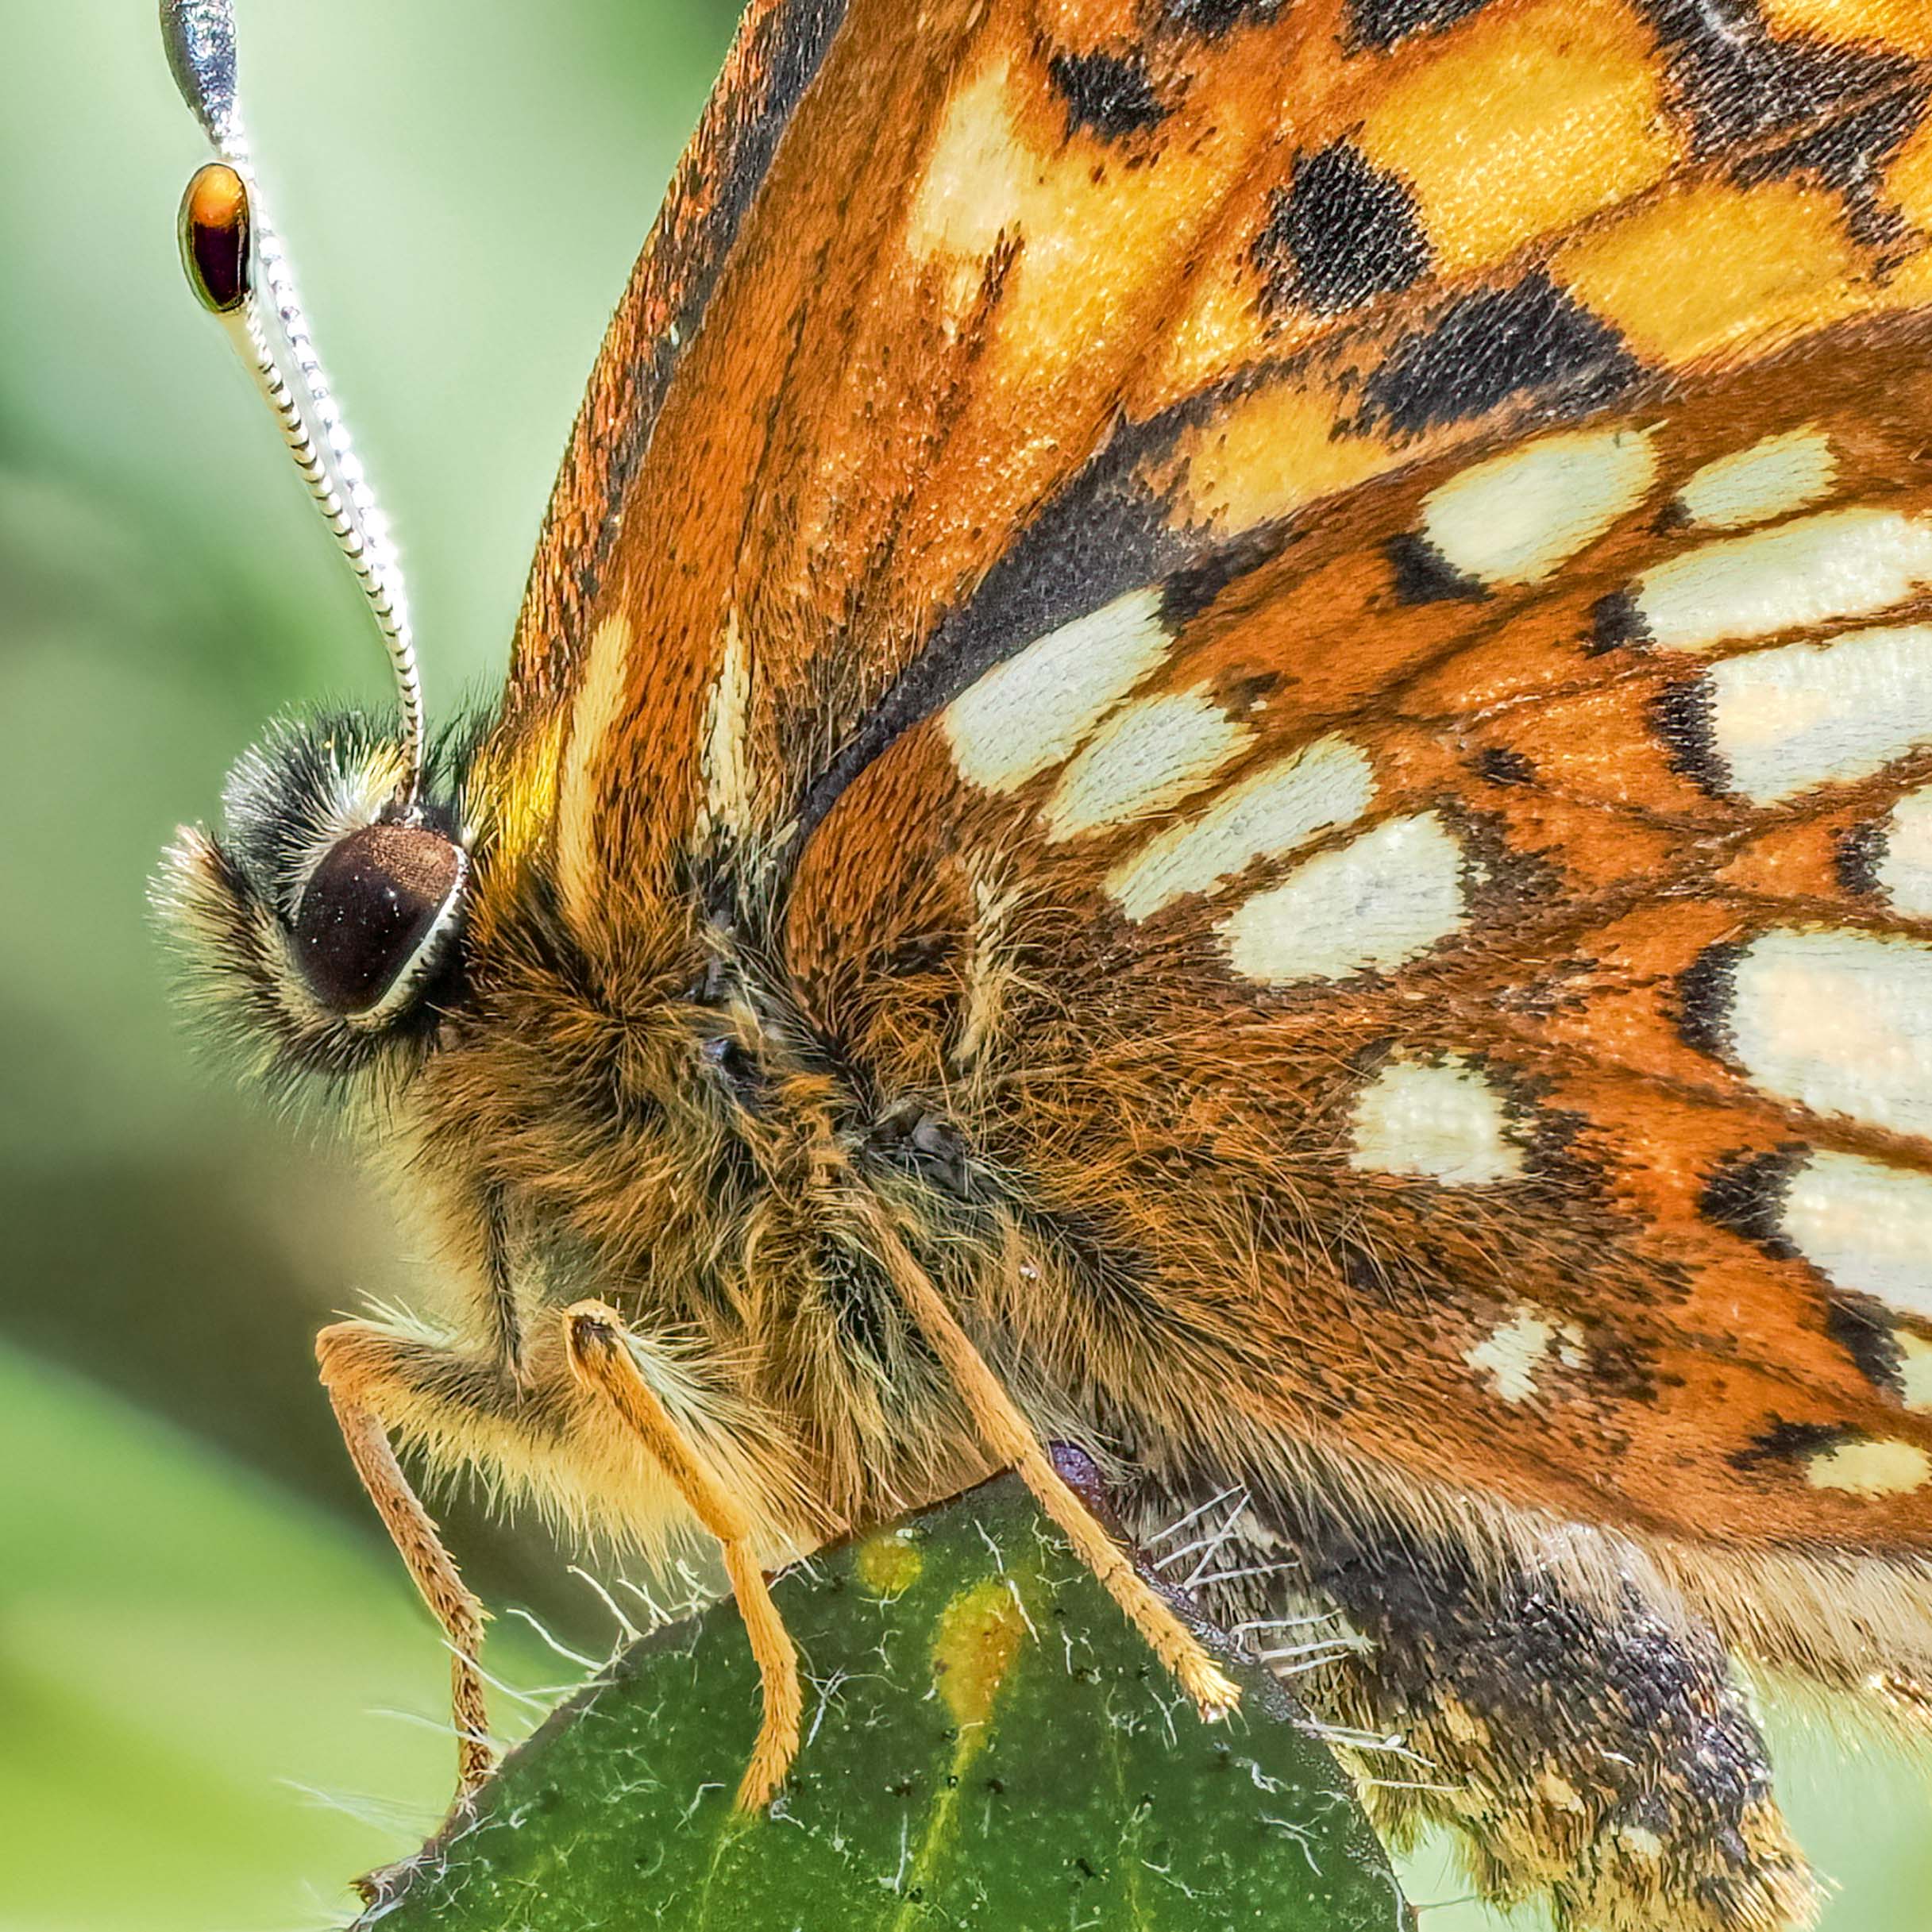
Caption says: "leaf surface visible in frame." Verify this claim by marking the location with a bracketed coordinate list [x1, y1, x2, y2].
[353, 1473, 1407, 1930]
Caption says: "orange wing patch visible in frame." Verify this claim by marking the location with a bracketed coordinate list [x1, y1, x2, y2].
[492, 0, 1932, 945]
[781, 277, 1932, 1577]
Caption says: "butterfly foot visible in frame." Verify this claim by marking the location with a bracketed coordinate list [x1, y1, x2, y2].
[1178, 1649, 1242, 1722]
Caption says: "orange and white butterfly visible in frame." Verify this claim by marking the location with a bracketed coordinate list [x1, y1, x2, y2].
[158, 0, 1932, 1924]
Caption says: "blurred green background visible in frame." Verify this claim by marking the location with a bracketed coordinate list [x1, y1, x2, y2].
[1, 3, 1926, 1929]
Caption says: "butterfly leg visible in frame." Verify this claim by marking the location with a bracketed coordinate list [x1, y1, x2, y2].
[560, 1299, 803, 1811]
[314, 1320, 494, 1794]
[857, 1203, 1240, 1722]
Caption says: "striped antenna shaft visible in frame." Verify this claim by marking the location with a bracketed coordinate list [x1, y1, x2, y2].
[160, 0, 425, 802]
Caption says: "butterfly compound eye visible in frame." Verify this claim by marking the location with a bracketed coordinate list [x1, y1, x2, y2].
[291, 823, 467, 1018]
[178, 160, 251, 314]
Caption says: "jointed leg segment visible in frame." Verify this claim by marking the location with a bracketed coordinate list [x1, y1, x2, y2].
[316, 1213, 1236, 1822]
[561, 1300, 802, 1811]
[857, 1202, 1241, 1722]
[315, 1321, 494, 1793]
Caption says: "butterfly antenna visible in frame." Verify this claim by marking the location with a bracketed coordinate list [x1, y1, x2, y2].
[160, 0, 426, 808]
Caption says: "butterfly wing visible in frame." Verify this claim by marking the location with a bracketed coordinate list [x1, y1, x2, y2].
[488, 0, 1932, 1645]
[496, 0, 1932, 899]
[786, 321, 1932, 1580]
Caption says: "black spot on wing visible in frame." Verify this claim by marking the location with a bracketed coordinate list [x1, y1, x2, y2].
[1253, 143, 1433, 317]
[1733, 1417, 1851, 1471]
[1638, 0, 1919, 159]
[1838, 816, 1888, 897]
[1348, 0, 1498, 50]
[1386, 531, 1487, 604]
[1046, 48, 1168, 141]
[1475, 746, 1535, 787]
[1733, 83, 1930, 247]
[1699, 1145, 1803, 1253]
[1652, 676, 1728, 794]
[1826, 1298, 1909, 1402]
[1159, 0, 1281, 39]
[1356, 272, 1642, 442]
[1589, 588, 1652, 654]
[1677, 941, 1743, 1060]
[1160, 522, 1296, 627]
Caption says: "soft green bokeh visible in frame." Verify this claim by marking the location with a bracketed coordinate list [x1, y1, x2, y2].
[0, 1339, 517, 1932]
[1, 3, 1926, 1928]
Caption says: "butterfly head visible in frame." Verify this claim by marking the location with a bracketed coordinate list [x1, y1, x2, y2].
[156, 711, 475, 1086]
[157, 2, 475, 1086]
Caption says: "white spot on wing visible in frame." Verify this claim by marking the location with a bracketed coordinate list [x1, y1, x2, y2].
[1349, 1055, 1525, 1184]
[1706, 621, 1932, 804]
[1217, 812, 1469, 985]
[942, 589, 1170, 793]
[700, 608, 755, 843]
[1675, 426, 1837, 530]
[1782, 1150, 1932, 1321]
[1041, 688, 1249, 842]
[908, 60, 1027, 262]
[1805, 1436, 1930, 1495]
[1104, 735, 1376, 919]
[1463, 1306, 1581, 1404]
[1875, 788, 1932, 919]
[1899, 1332, 1932, 1411]
[1418, 426, 1657, 587]
[1728, 928, 1932, 1139]
[1629, 507, 1932, 653]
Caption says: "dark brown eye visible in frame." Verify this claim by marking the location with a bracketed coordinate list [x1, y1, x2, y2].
[291, 823, 465, 1016]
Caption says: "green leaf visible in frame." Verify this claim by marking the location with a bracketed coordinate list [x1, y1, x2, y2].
[352, 1473, 1407, 1931]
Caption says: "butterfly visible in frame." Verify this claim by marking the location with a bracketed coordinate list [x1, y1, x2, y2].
[156, 0, 1932, 1925]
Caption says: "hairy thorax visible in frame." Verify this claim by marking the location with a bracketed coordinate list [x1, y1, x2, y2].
[389, 881, 1001, 1564]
